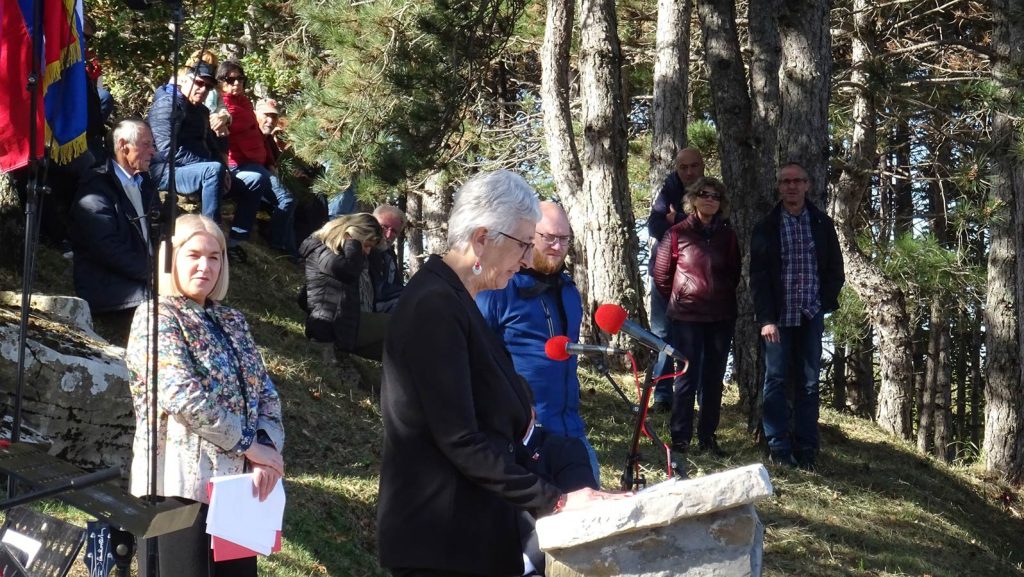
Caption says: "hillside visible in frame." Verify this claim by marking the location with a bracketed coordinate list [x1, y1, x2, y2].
[2, 239, 1023, 577]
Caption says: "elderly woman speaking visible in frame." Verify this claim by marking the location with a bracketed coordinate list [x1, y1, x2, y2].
[376, 170, 620, 577]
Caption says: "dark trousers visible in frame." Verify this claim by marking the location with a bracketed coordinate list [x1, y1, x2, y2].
[669, 318, 735, 446]
[137, 501, 257, 577]
[762, 312, 824, 456]
[649, 278, 674, 402]
[391, 570, 494, 577]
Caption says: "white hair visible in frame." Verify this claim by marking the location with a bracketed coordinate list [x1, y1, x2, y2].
[373, 204, 407, 225]
[111, 119, 149, 146]
[446, 170, 541, 250]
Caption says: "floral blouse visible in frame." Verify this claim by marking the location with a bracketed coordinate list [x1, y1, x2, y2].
[124, 296, 285, 502]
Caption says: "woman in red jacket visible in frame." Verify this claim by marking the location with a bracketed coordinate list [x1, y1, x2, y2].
[218, 60, 297, 258]
[652, 176, 740, 458]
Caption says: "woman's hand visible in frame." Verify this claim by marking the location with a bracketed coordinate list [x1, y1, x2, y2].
[562, 487, 631, 512]
[250, 463, 281, 501]
[245, 443, 284, 475]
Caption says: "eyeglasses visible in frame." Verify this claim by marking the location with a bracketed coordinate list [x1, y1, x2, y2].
[497, 232, 533, 260]
[536, 232, 573, 246]
[778, 178, 808, 186]
[697, 191, 722, 201]
[220, 75, 246, 85]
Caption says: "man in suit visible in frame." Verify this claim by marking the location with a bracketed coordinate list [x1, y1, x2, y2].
[69, 119, 159, 346]
[749, 161, 845, 471]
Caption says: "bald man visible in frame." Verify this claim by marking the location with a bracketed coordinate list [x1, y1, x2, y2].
[476, 201, 600, 485]
[647, 148, 706, 412]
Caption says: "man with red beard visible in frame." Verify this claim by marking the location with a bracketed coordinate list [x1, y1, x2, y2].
[476, 201, 600, 485]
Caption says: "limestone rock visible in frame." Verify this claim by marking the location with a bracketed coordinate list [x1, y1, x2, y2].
[0, 296, 133, 472]
[538, 464, 773, 577]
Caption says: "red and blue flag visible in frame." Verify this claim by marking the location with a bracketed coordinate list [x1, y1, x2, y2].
[0, 0, 89, 172]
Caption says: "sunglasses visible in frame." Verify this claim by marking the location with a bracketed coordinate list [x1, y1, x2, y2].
[697, 191, 722, 200]
[191, 78, 213, 90]
[220, 75, 246, 85]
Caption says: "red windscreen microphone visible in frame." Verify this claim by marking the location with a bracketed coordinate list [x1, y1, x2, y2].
[544, 335, 627, 361]
[594, 304, 688, 364]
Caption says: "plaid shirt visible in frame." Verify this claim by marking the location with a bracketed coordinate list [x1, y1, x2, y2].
[779, 208, 820, 326]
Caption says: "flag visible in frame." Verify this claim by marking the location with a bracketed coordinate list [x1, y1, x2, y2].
[0, 0, 88, 172]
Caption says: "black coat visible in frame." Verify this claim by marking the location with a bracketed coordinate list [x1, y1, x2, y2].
[749, 201, 845, 326]
[147, 85, 221, 184]
[299, 235, 365, 351]
[69, 161, 157, 313]
[377, 256, 563, 576]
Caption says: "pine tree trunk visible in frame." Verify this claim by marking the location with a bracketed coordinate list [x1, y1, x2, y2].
[832, 344, 847, 412]
[776, 0, 831, 197]
[934, 305, 953, 462]
[420, 171, 451, 258]
[541, 0, 583, 204]
[833, 0, 914, 439]
[648, 0, 691, 190]
[984, 0, 1024, 484]
[747, 0, 781, 209]
[575, 0, 644, 338]
[696, 0, 765, 437]
[919, 301, 939, 454]
[848, 327, 875, 418]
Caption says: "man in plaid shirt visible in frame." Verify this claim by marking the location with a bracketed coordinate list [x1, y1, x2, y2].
[749, 162, 845, 471]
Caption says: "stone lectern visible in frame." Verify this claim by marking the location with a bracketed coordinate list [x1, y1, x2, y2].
[537, 463, 773, 577]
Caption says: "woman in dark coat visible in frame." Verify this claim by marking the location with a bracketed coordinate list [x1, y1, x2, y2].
[377, 170, 622, 577]
[299, 213, 382, 360]
[652, 176, 741, 458]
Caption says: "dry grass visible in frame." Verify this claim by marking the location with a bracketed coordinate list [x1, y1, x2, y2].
[2, 238, 1024, 577]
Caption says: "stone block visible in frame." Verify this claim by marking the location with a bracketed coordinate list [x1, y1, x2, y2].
[538, 464, 772, 577]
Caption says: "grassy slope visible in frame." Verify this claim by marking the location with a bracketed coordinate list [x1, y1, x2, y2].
[3, 242, 1023, 577]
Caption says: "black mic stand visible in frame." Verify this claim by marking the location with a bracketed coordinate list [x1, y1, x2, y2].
[589, 355, 686, 492]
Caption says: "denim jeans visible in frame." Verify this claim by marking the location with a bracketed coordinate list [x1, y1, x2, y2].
[328, 184, 357, 219]
[161, 161, 259, 240]
[232, 163, 297, 255]
[762, 312, 825, 456]
[649, 278, 674, 402]
[669, 318, 735, 447]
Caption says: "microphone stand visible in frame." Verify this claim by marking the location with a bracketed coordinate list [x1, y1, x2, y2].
[10, 0, 50, 499]
[590, 355, 685, 491]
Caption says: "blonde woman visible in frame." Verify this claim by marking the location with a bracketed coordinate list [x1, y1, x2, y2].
[125, 214, 285, 576]
[299, 213, 385, 361]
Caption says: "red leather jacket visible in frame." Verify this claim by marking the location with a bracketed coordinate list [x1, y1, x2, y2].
[652, 213, 741, 322]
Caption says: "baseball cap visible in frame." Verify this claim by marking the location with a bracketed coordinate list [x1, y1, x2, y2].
[256, 99, 280, 115]
[187, 62, 216, 82]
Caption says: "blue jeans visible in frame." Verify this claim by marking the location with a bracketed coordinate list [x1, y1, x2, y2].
[233, 164, 297, 255]
[328, 184, 357, 219]
[762, 312, 825, 457]
[669, 318, 735, 447]
[649, 278, 674, 402]
[161, 162, 260, 241]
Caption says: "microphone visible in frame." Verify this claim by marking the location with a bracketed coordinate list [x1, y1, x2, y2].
[544, 335, 627, 361]
[594, 304, 689, 365]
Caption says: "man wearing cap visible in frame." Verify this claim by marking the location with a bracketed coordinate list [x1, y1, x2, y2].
[147, 63, 260, 261]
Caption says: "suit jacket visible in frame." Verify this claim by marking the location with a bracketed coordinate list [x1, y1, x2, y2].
[69, 161, 158, 313]
[377, 256, 563, 576]
[749, 200, 845, 326]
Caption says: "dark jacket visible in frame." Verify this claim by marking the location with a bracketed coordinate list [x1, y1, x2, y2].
[749, 201, 845, 326]
[652, 213, 740, 322]
[69, 161, 157, 313]
[648, 170, 687, 246]
[147, 84, 221, 184]
[377, 256, 562, 576]
[299, 235, 366, 351]
[367, 245, 404, 313]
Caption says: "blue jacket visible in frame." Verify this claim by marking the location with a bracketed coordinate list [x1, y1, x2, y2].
[476, 270, 586, 438]
[147, 84, 221, 184]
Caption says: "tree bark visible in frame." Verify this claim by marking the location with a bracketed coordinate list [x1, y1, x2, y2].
[832, 0, 914, 439]
[984, 0, 1024, 484]
[832, 344, 847, 412]
[919, 300, 939, 454]
[648, 0, 691, 190]
[933, 302, 953, 462]
[848, 327, 876, 418]
[696, 0, 765, 436]
[776, 0, 832, 199]
[575, 0, 644, 338]
[541, 0, 583, 205]
[747, 0, 781, 209]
